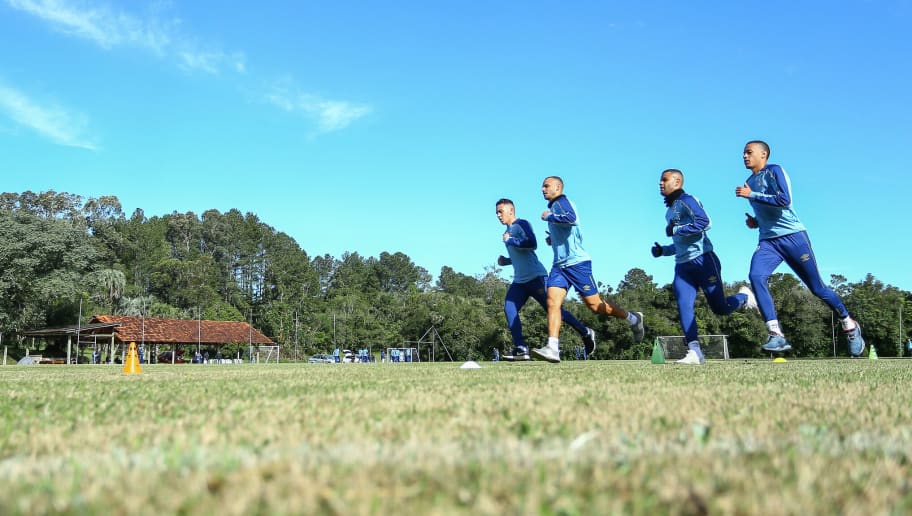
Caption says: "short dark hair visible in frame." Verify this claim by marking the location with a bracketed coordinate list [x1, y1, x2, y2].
[496, 198, 514, 207]
[662, 168, 683, 180]
[545, 175, 564, 187]
[746, 140, 771, 158]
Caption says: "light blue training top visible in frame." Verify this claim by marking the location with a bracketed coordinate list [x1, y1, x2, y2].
[501, 218, 548, 283]
[658, 190, 714, 264]
[745, 164, 806, 240]
[545, 195, 590, 268]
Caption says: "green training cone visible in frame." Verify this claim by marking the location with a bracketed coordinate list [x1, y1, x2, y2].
[651, 338, 665, 364]
[868, 345, 878, 360]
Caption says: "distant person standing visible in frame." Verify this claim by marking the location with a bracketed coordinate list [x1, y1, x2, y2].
[906, 338, 912, 357]
[532, 176, 644, 363]
[495, 198, 597, 361]
[653, 169, 757, 365]
[736, 140, 865, 355]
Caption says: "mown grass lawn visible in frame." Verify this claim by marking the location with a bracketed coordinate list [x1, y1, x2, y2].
[1, 359, 909, 515]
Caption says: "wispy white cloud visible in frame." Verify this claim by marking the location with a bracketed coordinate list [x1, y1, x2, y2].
[178, 50, 247, 75]
[265, 84, 372, 133]
[5, 0, 170, 53]
[308, 98, 372, 132]
[4, 0, 242, 75]
[0, 82, 98, 150]
[7, 1, 370, 135]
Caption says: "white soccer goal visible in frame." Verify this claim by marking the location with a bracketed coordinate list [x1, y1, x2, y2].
[657, 335, 730, 360]
[385, 347, 419, 363]
[249, 345, 280, 364]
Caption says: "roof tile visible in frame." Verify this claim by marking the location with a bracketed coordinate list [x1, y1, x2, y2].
[88, 315, 274, 345]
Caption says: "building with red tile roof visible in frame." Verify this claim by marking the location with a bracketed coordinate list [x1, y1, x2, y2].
[89, 315, 274, 346]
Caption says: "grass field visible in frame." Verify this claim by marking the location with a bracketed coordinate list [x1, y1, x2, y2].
[1, 359, 910, 515]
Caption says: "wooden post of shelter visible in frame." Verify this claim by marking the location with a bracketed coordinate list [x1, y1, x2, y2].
[74, 299, 82, 365]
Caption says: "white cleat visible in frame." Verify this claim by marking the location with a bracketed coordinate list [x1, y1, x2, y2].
[676, 350, 705, 365]
[531, 346, 561, 363]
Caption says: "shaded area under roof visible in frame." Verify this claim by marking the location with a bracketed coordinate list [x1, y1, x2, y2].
[21, 322, 121, 337]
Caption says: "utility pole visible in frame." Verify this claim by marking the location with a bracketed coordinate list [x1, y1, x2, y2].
[294, 311, 299, 362]
[141, 296, 146, 364]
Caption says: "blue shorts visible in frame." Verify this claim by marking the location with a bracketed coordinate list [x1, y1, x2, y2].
[548, 261, 599, 297]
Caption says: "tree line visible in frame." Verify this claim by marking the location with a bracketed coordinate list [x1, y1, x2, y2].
[2, 190, 910, 360]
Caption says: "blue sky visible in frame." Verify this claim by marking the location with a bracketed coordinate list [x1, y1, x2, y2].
[2, 1, 910, 292]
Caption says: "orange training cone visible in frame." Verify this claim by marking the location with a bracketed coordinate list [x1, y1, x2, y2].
[123, 341, 142, 375]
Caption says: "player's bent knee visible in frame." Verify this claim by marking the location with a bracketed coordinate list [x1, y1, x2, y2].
[809, 285, 836, 299]
[547, 294, 566, 306]
[748, 273, 768, 286]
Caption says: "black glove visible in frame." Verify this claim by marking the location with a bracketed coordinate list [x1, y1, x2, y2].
[665, 221, 675, 237]
[651, 242, 663, 258]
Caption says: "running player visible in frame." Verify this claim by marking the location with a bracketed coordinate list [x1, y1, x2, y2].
[532, 176, 644, 363]
[495, 198, 597, 360]
[652, 168, 756, 365]
[736, 140, 865, 355]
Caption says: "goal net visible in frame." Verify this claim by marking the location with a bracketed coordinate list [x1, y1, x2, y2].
[657, 335, 729, 360]
[249, 345, 280, 364]
[385, 347, 419, 363]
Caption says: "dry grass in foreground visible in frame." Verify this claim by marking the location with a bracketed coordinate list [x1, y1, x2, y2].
[1, 359, 910, 515]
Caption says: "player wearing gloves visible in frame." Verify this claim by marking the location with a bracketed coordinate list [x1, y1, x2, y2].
[736, 140, 865, 355]
[653, 169, 755, 365]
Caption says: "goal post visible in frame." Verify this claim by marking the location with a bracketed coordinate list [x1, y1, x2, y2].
[657, 335, 729, 360]
[249, 345, 280, 364]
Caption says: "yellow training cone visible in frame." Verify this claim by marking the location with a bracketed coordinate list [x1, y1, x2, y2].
[773, 357, 787, 363]
[122, 341, 143, 375]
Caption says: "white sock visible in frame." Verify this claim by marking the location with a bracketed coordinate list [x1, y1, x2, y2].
[626, 312, 639, 325]
[841, 317, 856, 331]
[766, 320, 782, 336]
[687, 341, 704, 359]
[547, 337, 559, 350]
